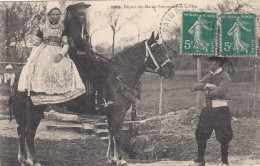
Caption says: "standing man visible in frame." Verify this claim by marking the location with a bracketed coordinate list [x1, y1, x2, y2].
[190, 57, 233, 166]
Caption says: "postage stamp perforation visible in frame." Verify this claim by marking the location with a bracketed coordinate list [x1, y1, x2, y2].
[220, 10, 257, 57]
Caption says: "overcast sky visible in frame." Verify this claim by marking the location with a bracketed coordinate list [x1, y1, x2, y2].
[3, 0, 259, 50]
[80, 0, 259, 49]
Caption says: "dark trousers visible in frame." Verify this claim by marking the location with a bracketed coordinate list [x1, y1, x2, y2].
[195, 106, 233, 163]
[69, 53, 108, 111]
[69, 53, 91, 81]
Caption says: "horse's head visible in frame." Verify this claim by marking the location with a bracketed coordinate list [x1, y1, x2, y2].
[145, 32, 175, 79]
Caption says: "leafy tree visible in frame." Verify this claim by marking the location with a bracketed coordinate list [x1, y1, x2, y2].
[4, 2, 46, 62]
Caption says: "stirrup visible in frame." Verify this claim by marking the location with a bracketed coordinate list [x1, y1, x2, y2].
[101, 98, 114, 108]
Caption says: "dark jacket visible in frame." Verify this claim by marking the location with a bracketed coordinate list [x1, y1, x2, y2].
[194, 70, 231, 100]
[64, 16, 109, 83]
[64, 18, 91, 55]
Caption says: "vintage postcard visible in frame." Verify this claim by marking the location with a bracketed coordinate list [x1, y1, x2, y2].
[0, 0, 260, 166]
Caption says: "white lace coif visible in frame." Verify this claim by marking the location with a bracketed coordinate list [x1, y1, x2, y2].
[46, 1, 60, 14]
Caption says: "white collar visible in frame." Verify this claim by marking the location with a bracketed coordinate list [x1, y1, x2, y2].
[210, 67, 222, 75]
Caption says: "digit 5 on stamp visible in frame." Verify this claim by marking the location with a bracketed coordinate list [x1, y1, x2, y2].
[221, 13, 256, 57]
[181, 12, 217, 55]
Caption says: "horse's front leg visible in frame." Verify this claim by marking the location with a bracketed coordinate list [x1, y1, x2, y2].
[11, 93, 27, 166]
[25, 107, 44, 166]
[113, 112, 127, 166]
[107, 118, 115, 164]
[17, 122, 27, 166]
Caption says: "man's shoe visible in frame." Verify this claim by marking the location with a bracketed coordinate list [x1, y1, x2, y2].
[219, 161, 229, 166]
[189, 160, 206, 166]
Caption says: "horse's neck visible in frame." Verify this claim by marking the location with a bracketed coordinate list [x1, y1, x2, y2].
[112, 44, 146, 88]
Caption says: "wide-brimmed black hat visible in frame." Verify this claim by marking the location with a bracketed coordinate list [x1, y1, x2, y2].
[206, 56, 229, 65]
[206, 56, 235, 72]
[66, 2, 91, 11]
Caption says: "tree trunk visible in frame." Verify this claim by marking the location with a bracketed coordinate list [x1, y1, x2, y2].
[5, 8, 10, 57]
[112, 31, 115, 54]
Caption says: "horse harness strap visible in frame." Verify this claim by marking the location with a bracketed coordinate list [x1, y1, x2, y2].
[160, 59, 172, 68]
[144, 41, 172, 72]
[94, 52, 158, 74]
[95, 40, 172, 74]
[145, 41, 160, 71]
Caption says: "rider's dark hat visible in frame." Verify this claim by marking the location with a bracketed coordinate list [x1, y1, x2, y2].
[66, 2, 91, 11]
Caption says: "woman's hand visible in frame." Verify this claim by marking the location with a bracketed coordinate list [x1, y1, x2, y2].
[54, 54, 63, 63]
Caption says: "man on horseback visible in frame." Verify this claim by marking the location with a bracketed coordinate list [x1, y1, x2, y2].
[64, 2, 109, 112]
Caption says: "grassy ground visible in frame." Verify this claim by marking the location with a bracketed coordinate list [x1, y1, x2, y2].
[0, 72, 260, 165]
[126, 73, 260, 163]
[134, 73, 260, 119]
[0, 136, 109, 166]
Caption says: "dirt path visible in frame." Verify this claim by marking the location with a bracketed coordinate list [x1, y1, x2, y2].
[129, 156, 260, 166]
[0, 119, 90, 140]
[1, 119, 260, 166]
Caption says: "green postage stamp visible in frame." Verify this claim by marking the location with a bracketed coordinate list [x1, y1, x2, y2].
[221, 14, 256, 57]
[181, 12, 217, 55]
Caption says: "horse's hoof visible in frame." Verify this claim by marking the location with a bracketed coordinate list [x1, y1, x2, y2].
[108, 158, 116, 164]
[18, 153, 26, 164]
[34, 162, 41, 166]
[107, 155, 116, 164]
[25, 159, 41, 166]
[116, 159, 127, 166]
[25, 159, 34, 166]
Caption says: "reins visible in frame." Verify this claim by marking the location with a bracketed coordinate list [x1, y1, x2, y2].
[94, 40, 171, 74]
[94, 52, 158, 74]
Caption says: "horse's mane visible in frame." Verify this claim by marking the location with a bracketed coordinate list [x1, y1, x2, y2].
[112, 40, 145, 62]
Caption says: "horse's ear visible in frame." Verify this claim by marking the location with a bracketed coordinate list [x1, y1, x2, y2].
[150, 31, 155, 40]
[148, 32, 155, 44]
[155, 33, 159, 40]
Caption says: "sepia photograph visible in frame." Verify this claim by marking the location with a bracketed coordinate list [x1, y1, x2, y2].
[0, 0, 259, 165]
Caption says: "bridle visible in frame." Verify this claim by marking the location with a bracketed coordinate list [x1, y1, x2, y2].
[144, 40, 172, 72]
[94, 40, 173, 74]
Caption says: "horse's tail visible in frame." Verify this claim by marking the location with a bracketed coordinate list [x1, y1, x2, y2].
[8, 69, 25, 123]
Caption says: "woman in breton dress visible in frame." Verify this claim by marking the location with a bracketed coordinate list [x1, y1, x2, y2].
[227, 16, 251, 53]
[188, 15, 212, 53]
[18, 2, 85, 105]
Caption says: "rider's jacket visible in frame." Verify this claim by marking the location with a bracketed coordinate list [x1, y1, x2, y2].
[63, 17, 92, 56]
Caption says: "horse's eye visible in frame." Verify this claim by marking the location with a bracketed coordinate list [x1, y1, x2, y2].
[152, 45, 160, 51]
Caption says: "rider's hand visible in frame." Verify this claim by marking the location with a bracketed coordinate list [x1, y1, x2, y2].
[54, 54, 63, 63]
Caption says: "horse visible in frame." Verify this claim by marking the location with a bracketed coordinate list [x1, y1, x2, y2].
[9, 32, 175, 166]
